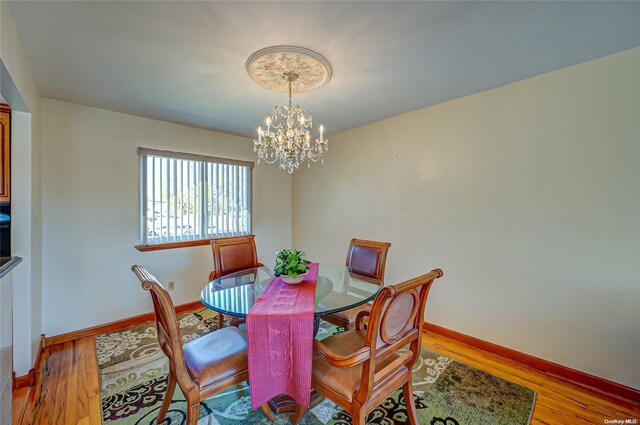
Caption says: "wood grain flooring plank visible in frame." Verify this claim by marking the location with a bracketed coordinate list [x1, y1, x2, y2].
[64, 339, 80, 424]
[82, 337, 102, 425]
[75, 338, 90, 424]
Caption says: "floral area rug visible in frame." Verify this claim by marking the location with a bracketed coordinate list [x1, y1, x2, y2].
[97, 309, 536, 424]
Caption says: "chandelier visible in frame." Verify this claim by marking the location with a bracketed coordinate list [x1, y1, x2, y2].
[246, 46, 331, 173]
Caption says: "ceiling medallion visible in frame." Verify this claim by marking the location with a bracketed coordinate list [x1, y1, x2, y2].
[248, 46, 331, 173]
[246, 45, 332, 93]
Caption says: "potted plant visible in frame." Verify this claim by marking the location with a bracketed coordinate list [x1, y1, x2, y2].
[274, 249, 311, 284]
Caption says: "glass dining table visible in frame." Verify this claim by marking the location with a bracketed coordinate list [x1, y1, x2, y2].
[200, 263, 382, 335]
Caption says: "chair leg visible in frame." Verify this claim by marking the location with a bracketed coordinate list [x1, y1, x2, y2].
[351, 405, 367, 425]
[260, 403, 275, 421]
[337, 316, 353, 331]
[347, 320, 356, 331]
[186, 402, 200, 425]
[227, 315, 243, 327]
[292, 404, 306, 425]
[216, 312, 224, 329]
[157, 372, 177, 423]
[402, 378, 419, 425]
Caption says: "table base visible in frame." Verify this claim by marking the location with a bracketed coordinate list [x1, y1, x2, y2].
[263, 390, 324, 424]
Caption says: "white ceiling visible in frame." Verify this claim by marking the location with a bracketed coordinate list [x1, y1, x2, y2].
[7, 1, 640, 137]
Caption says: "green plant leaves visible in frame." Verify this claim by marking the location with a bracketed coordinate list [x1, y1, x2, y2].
[274, 248, 311, 277]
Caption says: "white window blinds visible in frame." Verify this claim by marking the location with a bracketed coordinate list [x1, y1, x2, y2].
[138, 148, 253, 245]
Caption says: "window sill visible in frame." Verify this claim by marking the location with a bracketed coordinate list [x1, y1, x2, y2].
[135, 239, 211, 252]
[135, 235, 253, 252]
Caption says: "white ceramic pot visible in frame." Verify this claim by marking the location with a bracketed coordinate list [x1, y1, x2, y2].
[282, 272, 307, 285]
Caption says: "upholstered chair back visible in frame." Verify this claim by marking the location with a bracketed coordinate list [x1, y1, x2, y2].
[211, 235, 260, 279]
[345, 238, 391, 284]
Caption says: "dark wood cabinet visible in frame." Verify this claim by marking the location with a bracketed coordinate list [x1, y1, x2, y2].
[0, 104, 10, 204]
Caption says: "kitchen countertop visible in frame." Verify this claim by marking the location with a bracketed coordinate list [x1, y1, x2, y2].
[0, 256, 22, 279]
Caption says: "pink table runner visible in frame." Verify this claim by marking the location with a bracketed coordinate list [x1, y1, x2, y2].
[246, 263, 318, 409]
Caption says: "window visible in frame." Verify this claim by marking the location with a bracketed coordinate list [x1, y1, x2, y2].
[138, 148, 252, 248]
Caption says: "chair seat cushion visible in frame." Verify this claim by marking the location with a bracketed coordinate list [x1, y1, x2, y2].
[312, 330, 402, 403]
[325, 302, 372, 325]
[183, 326, 248, 388]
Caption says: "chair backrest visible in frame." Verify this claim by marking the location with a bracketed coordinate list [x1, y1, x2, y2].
[355, 268, 443, 404]
[131, 265, 197, 393]
[211, 235, 260, 279]
[345, 238, 391, 284]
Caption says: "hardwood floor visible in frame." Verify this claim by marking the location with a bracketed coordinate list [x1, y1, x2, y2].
[13, 337, 101, 425]
[13, 328, 639, 424]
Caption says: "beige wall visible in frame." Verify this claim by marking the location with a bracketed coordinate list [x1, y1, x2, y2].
[293, 48, 640, 389]
[41, 99, 291, 336]
[1, 0, 43, 376]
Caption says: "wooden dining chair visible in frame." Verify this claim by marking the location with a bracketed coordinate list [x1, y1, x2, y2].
[208, 235, 263, 281]
[308, 268, 443, 425]
[322, 238, 391, 330]
[208, 235, 264, 327]
[132, 265, 249, 425]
